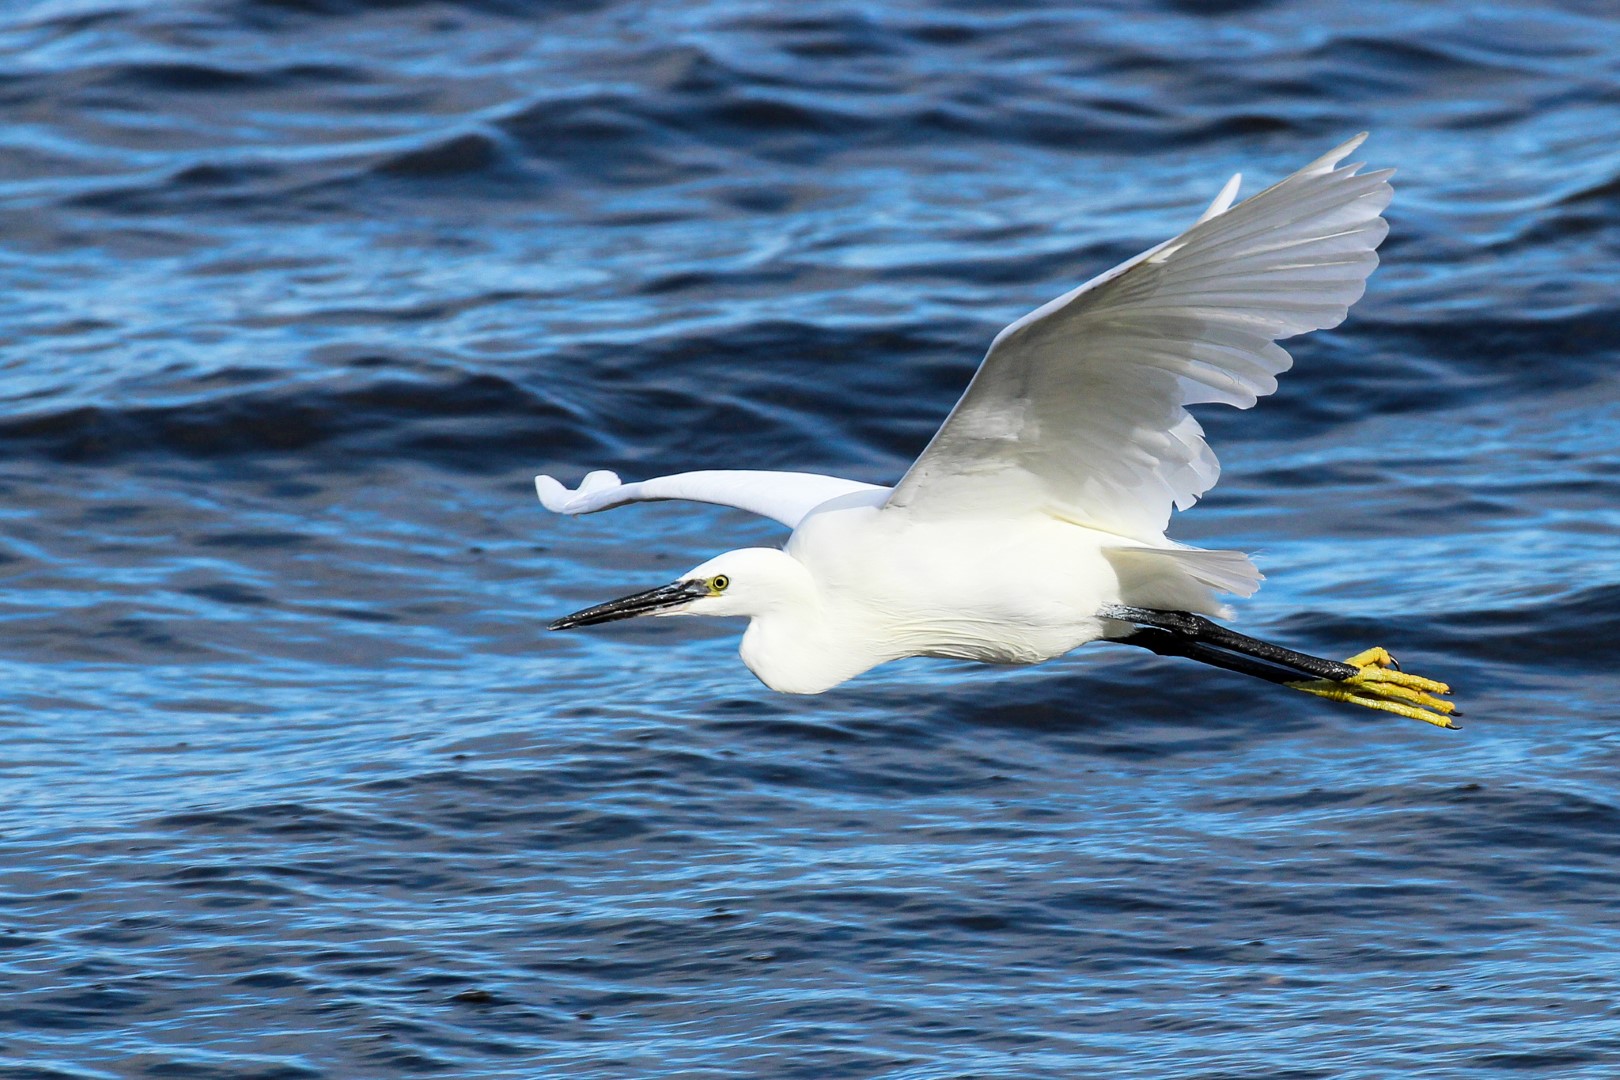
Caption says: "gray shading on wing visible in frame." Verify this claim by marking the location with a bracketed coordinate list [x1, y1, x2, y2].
[886, 135, 1393, 542]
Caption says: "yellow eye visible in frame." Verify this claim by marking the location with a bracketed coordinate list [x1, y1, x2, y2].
[710, 574, 730, 593]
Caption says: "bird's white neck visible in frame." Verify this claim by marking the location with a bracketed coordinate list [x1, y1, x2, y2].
[681, 546, 872, 695]
[738, 603, 883, 695]
[697, 547, 882, 694]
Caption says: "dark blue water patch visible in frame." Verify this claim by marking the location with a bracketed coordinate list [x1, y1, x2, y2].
[1258, 580, 1620, 681]
[0, 369, 596, 469]
[372, 131, 506, 179]
[1366, 310, 1620, 389]
[231, 0, 595, 20]
[83, 59, 356, 95]
[2, 318, 984, 477]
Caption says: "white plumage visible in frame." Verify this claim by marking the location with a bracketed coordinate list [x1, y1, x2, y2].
[539, 137, 1408, 703]
[536, 469, 884, 529]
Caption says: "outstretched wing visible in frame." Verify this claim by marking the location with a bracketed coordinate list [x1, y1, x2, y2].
[537, 470, 887, 529]
[886, 135, 1393, 541]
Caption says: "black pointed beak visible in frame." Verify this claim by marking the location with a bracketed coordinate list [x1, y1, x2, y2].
[549, 578, 711, 631]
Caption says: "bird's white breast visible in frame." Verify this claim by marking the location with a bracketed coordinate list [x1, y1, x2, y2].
[738, 503, 1125, 693]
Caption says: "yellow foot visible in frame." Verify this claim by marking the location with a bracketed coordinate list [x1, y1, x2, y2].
[1289, 647, 1457, 729]
[1343, 646, 1398, 669]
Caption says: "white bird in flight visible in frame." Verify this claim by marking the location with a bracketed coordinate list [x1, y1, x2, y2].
[538, 135, 1456, 728]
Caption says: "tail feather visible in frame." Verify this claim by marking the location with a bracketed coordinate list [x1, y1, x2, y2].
[1104, 544, 1263, 616]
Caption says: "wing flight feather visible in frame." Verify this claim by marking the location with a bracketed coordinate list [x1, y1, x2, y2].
[886, 135, 1392, 540]
[537, 470, 886, 529]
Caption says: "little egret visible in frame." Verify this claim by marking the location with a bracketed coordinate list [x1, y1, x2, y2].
[539, 135, 1456, 728]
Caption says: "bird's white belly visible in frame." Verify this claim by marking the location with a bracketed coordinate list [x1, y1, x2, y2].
[740, 506, 1123, 693]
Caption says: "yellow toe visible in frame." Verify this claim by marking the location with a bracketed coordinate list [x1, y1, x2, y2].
[1356, 665, 1451, 696]
[1288, 647, 1457, 729]
[1344, 646, 1398, 669]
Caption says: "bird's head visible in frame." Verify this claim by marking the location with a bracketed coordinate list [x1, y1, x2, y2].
[549, 547, 810, 630]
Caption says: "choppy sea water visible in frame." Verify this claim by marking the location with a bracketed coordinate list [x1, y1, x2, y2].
[2, 1, 1619, 1076]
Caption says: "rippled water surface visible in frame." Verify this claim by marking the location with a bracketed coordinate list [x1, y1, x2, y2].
[3, 1, 1619, 1076]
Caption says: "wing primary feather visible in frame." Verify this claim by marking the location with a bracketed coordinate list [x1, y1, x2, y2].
[886, 136, 1393, 543]
[537, 469, 887, 528]
[1196, 173, 1242, 224]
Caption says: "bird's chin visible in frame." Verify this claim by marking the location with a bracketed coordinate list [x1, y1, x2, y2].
[549, 579, 709, 630]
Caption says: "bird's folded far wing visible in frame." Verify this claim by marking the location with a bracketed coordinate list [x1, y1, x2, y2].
[886, 135, 1393, 541]
[536, 469, 887, 529]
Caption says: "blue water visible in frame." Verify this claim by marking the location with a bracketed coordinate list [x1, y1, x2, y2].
[3, 1, 1619, 1076]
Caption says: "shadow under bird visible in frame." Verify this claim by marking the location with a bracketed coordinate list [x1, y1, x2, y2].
[539, 135, 1456, 729]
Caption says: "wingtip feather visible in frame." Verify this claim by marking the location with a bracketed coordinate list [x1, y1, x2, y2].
[1196, 173, 1243, 224]
[536, 470, 622, 514]
[1299, 132, 1371, 177]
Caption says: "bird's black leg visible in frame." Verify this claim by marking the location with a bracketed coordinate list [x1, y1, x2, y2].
[1100, 604, 1458, 728]
[1100, 605, 1357, 681]
[1116, 627, 1321, 686]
